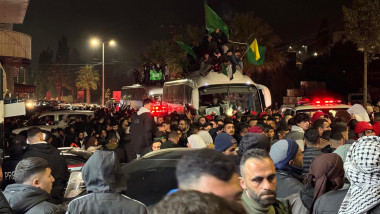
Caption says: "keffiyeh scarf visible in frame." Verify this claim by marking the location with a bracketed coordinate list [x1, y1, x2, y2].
[338, 136, 380, 214]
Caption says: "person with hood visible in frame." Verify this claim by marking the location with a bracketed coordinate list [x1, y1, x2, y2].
[22, 127, 69, 205]
[128, 98, 155, 162]
[269, 139, 304, 198]
[3, 157, 65, 214]
[287, 153, 344, 214]
[67, 150, 147, 214]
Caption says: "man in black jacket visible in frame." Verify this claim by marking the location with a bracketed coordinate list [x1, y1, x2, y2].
[67, 151, 147, 214]
[128, 98, 155, 162]
[3, 157, 65, 213]
[22, 127, 69, 204]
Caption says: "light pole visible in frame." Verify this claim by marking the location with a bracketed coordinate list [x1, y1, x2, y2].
[91, 39, 115, 106]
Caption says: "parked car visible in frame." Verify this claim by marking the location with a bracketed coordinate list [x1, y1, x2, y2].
[122, 148, 194, 206]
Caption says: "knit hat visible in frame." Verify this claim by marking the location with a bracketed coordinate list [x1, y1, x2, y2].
[312, 111, 325, 124]
[249, 126, 263, 134]
[187, 134, 207, 149]
[269, 139, 302, 175]
[238, 133, 270, 155]
[214, 132, 237, 152]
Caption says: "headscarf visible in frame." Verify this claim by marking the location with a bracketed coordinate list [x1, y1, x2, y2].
[269, 139, 302, 175]
[187, 134, 207, 149]
[339, 136, 380, 214]
[304, 153, 344, 209]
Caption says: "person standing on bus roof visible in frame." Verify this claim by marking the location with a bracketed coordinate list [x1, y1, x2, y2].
[128, 98, 155, 162]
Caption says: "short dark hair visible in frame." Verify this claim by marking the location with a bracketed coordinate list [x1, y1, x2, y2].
[331, 123, 347, 141]
[27, 127, 42, 138]
[223, 122, 234, 129]
[262, 123, 274, 133]
[304, 128, 319, 145]
[314, 119, 328, 130]
[7, 135, 27, 155]
[322, 130, 331, 141]
[108, 134, 119, 143]
[143, 98, 154, 106]
[240, 149, 271, 177]
[188, 124, 200, 135]
[176, 149, 237, 188]
[14, 157, 50, 184]
[150, 190, 246, 214]
[168, 130, 179, 139]
[293, 113, 310, 124]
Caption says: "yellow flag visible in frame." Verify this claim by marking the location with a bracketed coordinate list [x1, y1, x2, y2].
[249, 39, 261, 60]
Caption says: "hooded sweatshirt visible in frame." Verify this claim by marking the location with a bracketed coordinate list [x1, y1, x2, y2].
[67, 150, 147, 214]
[22, 143, 69, 204]
[3, 184, 65, 214]
[129, 107, 155, 156]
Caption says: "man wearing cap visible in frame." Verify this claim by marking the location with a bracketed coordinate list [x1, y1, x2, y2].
[214, 132, 238, 156]
[354, 121, 376, 139]
[269, 139, 304, 198]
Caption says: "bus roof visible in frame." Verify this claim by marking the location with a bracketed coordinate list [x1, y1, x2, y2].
[164, 71, 257, 88]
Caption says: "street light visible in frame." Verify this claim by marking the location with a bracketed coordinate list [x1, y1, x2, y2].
[90, 38, 116, 106]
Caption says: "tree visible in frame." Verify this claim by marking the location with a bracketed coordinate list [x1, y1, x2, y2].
[36, 47, 57, 99]
[343, 0, 380, 105]
[75, 65, 100, 104]
[55, 35, 70, 100]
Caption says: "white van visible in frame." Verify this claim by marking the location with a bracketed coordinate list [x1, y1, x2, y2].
[12, 110, 94, 134]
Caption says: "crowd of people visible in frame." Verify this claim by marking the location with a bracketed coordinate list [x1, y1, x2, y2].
[1, 98, 380, 213]
[135, 28, 246, 85]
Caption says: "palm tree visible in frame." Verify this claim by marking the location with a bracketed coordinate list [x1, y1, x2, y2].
[75, 65, 100, 104]
[229, 12, 287, 74]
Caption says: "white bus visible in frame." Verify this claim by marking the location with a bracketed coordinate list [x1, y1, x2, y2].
[163, 71, 271, 115]
[120, 84, 163, 110]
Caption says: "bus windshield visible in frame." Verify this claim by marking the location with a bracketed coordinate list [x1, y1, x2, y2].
[121, 88, 147, 101]
[198, 85, 261, 115]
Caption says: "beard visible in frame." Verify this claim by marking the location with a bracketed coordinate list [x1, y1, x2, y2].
[246, 188, 276, 207]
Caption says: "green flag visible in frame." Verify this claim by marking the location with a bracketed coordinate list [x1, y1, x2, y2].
[150, 70, 162, 80]
[204, 3, 229, 39]
[176, 41, 197, 60]
[246, 39, 266, 65]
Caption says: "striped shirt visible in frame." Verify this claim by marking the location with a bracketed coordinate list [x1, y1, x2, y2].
[302, 146, 323, 175]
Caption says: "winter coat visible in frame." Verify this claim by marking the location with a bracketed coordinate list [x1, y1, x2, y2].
[312, 189, 380, 214]
[3, 184, 65, 214]
[67, 151, 147, 214]
[0, 191, 13, 214]
[22, 143, 70, 204]
[129, 107, 155, 157]
[276, 170, 304, 199]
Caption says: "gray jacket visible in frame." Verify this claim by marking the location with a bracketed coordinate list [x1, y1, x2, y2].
[3, 184, 65, 214]
[67, 151, 147, 214]
[276, 170, 304, 198]
[313, 189, 380, 214]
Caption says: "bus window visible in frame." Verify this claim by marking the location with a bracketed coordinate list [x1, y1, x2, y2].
[163, 84, 192, 105]
[199, 85, 261, 115]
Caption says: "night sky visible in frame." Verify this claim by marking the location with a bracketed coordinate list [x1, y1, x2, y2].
[14, 0, 351, 69]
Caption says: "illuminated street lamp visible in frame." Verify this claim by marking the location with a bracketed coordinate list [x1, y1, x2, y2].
[90, 39, 116, 106]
